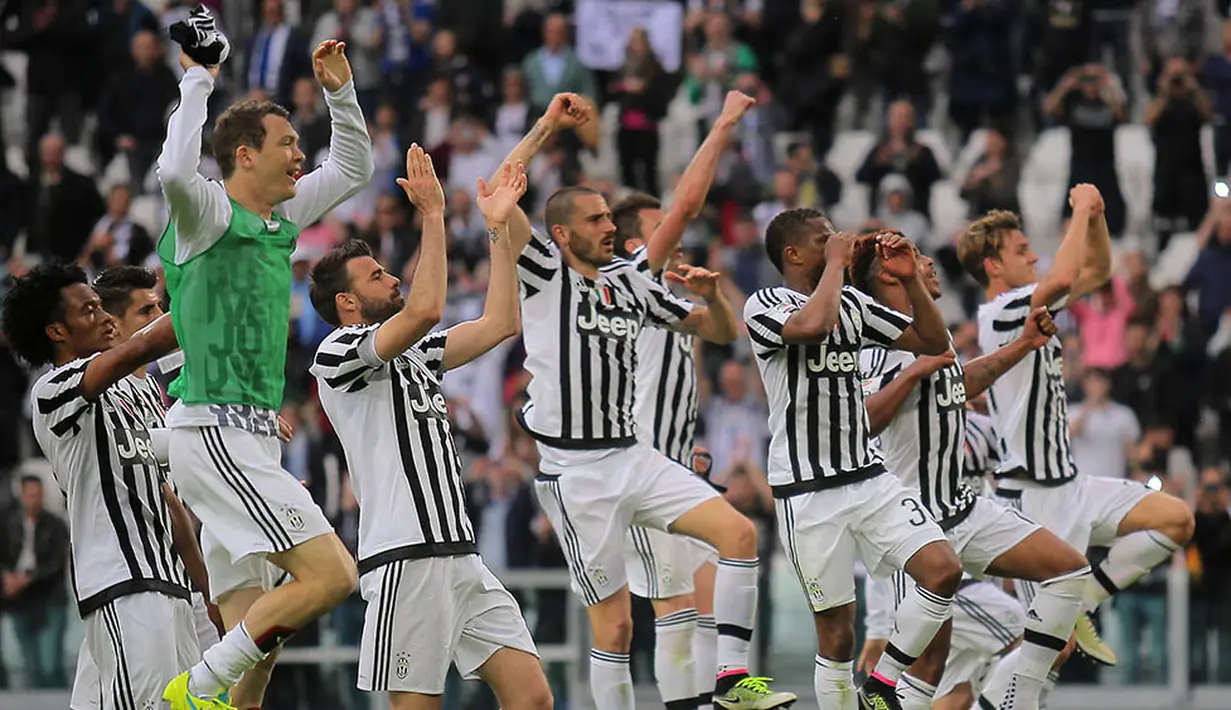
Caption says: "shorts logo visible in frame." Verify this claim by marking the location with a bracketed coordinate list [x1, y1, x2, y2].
[660, 564, 674, 588]
[142, 701, 155, 710]
[805, 577, 825, 606]
[590, 566, 609, 586]
[395, 651, 410, 680]
[283, 506, 305, 531]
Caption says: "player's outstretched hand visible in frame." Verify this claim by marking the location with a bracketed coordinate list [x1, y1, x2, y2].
[276, 415, 294, 443]
[396, 144, 445, 214]
[908, 350, 957, 377]
[876, 231, 918, 281]
[476, 162, 529, 225]
[665, 264, 722, 301]
[1021, 306, 1058, 348]
[719, 90, 757, 124]
[313, 40, 353, 92]
[543, 93, 593, 130]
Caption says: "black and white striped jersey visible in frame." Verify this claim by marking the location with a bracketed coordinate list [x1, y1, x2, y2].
[745, 285, 910, 495]
[861, 344, 977, 526]
[976, 284, 1075, 484]
[963, 410, 1000, 490]
[119, 373, 169, 430]
[518, 230, 694, 450]
[311, 324, 476, 575]
[31, 356, 190, 617]
[628, 248, 698, 464]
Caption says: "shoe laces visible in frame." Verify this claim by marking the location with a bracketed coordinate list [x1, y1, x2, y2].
[734, 676, 775, 695]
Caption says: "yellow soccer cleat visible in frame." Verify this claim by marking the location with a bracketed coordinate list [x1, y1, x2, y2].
[163, 672, 237, 710]
[714, 676, 797, 709]
[1074, 612, 1117, 666]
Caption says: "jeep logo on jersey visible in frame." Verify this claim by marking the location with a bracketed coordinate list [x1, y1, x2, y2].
[935, 374, 967, 411]
[677, 332, 695, 354]
[1042, 346, 1064, 378]
[577, 301, 641, 340]
[114, 426, 157, 465]
[805, 343, 859, 377]
[397, 359, 449, 419]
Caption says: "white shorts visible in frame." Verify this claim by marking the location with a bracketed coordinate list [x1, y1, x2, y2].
[357, 554, 537, 694]
[200, 524, 292, 602]
[777, 473, 948, 612]
[624, 526, 718, 599]
[191, 592, 221, 650]
[534, 444, 719, 605]
[169, 426, 332, 565]
[887, 574, 1025, 698]
[947, 497, 1041, 578]
[997, 475, 1149, 606]
[71, 592, 200, 710]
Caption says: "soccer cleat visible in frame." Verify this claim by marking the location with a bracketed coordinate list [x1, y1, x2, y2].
[858, 676, 902, 710]
[713, 676, 797, 709]
[163, 672, 238, 710]
[1073, 612, 1117, 666]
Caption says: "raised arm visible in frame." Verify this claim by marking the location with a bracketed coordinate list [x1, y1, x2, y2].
[1068, 198, 1113, 302]
[877, 235, 948, 355]
[281, 41, 375, 228]
[80, 315, 178, 400]
[780, 233, 853, 343]
[1032, 185, 1099, 310]
[439, 164, 530, 371]
[962, 307, 1056, 398]
[371, 146, 446, 361]
[157, 57, 231, 263]
[643, 91, 755, 274]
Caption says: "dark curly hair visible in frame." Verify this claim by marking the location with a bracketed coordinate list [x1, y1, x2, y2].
[94, 265, 158, 317]
[1, 263, 89, 367]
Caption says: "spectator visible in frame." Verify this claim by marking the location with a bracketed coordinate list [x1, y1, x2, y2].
[289, 76, 332, 169]
[856, 99, 943, 222]
[1110, 317, 1158, 422]
[311, 0, 382, 112]
[1140, 0, 1207, 94]
[1133, 421, 1198, 495]
[1033, 0, 1093, 107]
[24, 133, 105, 265]
[1122, 250, 1159, 322]
[362, 193, 418, 279]
[492, 68, 533, 159]
[702, 359, 769, 474]
[81, 184, 155, 278]
[96, 30, 179, 193]
[1044, 63, 1128, 237]
[1070, 276, 1137, 369]
[1089, 0, 1136, 107]
[784, 142, 842, 213]
[847, 0, 886, 127]
[960, 125, 1021, 217]
[1191, 466, 1231, 683]
[520, 13, 596, 111]
[447, 187, 489, 265]
[1, 475, 69, 689]
[93, 0, 160, 87]
[685, 12, 758, 124]
[945, 0, 1017, 143]
[713, 212, 776, 297]
[611, 27, 673, 196]
[876, 174, 932, 252]
[1070, 368, 1141, 479]
[1184, 203, 1231, 335]
[374, 0, 435, 106]
[430, 28, 494, 120]
[438, 116, 502, 200]
[874, 0, 942, 125]
[404, 75, 454, 151]
[1202, 19, 1231, 176]
[1152, 286, 1207, 449]
[753, 171, 801, 239]
[1148, 57, 1211, 252]
[779, 0, 848, 158]
[245, 0, 312, 108]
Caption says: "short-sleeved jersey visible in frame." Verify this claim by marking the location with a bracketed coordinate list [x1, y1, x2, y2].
[976, 284, 1075, 484]
[517, 229, 694, 450]
[31, 357, 190, 616]
[744, 285, 910, 494]
[311, 324, 476, 574]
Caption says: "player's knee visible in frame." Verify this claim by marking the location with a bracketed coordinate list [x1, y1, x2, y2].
[718, 514, 757, 558]
[593, 615, 635, 651]
[507, 684, 554, 710]
[320, 555, 358, 607]
[1156, 495, 1195, 546]
[916, 543, 962, 597]
[1041, 561, 1091, 600]
[813, 607, 856, 659]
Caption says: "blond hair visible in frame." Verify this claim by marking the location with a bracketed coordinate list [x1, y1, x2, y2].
[958, 210, 1022, 287]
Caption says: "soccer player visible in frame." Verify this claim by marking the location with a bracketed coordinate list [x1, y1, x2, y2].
[156, 11, 374, 706]
[2, 264, 191, 710]
[957, 189, 1194, 678]
[610, 89, 755, 710]
[745, 210, 962, 710]
[849, 239, 1091, 709]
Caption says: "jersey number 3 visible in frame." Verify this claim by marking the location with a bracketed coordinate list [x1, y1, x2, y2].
[901, 498, 928, 527]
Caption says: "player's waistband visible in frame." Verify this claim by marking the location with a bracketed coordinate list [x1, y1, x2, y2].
[771, 463, 886, 499]
[936, 500, 977, 531]
[357, 541, 479, 576]
[995, 467, 1078, 490]
[78, 578, 192, 618]
[516, 408, 637, 451]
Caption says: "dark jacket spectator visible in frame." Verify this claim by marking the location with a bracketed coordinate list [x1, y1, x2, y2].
[960, 126, 1022, 216]
[95, 30, 179, 188]
[25, 134, 105, 265]
[856, 100, 943, 221]
[245, 0, 313, 107]
[945, 0, 1017, 142]
[611, 28, 674, 196]
[779, 0, 849, 158]
[1185, 220, 1231, 335]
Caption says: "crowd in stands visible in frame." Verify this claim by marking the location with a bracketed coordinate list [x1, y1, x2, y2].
[1, 0, 1230, 706]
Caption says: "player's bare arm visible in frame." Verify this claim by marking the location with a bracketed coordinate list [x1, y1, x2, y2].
[1068, 193, 1114, 301]
[666, 265, 740, 344]
[864, 351, 957, 435]
[440, 163, 530, 371]
[499, 93, 592, 254]
[881, 234, 949, 355]
[962, 307, 1058, 398]
[780, 232, 853, 343]
[644, 91, 755, 274]
[163, 482, 219, 631]
[80, 314, 178, 400]
[372, 145, 447, 361]
[1033, 184, 1098, 309]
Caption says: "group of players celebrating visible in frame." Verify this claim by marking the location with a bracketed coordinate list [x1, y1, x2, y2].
[0, 5, 1199, 710]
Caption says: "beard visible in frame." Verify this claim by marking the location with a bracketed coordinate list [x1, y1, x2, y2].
[357, 294, 401, 324]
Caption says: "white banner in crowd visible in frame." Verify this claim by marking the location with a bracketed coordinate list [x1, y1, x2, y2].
[575, 0, 684, 73]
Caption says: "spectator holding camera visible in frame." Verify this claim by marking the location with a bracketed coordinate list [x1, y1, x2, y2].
[1045, 63, 1128, 237]
[1191, 466, 1231, 682]
[1148, 57, 1211, 251]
